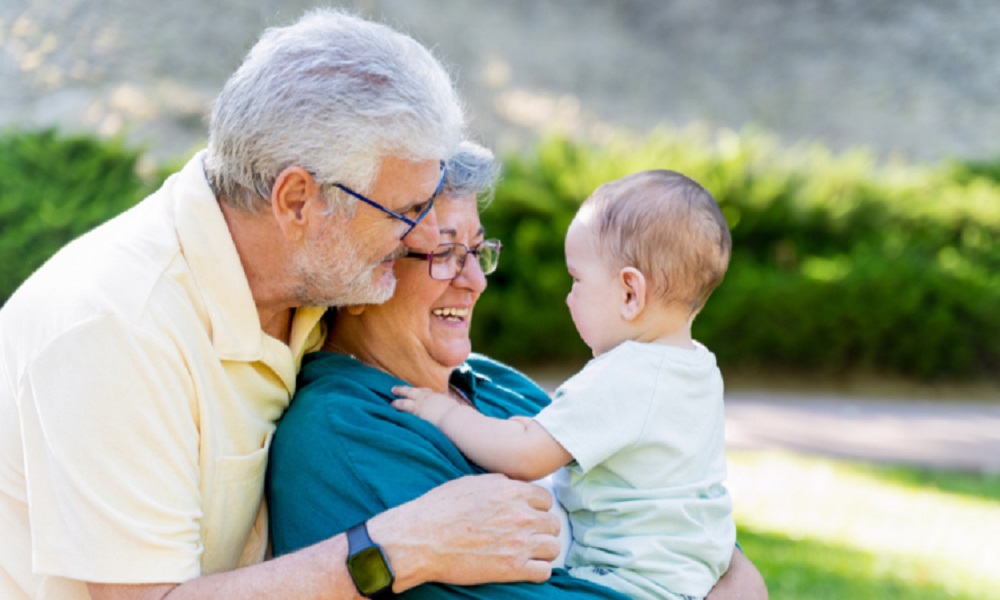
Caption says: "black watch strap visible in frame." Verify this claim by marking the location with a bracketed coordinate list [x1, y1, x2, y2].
[346, 522, 395, 598]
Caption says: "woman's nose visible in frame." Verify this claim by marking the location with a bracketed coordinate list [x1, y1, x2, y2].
[453, 253, 487, 293]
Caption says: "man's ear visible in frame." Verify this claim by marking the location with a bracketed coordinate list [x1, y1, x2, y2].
[620, 267, 646, 321]
[271, 166, 323, 241]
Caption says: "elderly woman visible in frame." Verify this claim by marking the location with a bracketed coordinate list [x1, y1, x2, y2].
[266, 143, 766, 599]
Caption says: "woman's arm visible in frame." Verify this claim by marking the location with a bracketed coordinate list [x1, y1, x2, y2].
[392, 386, 572, 481]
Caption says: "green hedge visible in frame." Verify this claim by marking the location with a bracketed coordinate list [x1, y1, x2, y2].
[3, 127, 998, 380]
[473, 130, 1000, 380]
[0, 129, 167, 305]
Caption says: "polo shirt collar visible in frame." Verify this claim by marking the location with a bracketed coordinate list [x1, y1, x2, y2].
[170, 151, 324, 368]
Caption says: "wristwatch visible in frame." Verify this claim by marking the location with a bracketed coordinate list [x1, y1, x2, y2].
[346, 522, 395, 598]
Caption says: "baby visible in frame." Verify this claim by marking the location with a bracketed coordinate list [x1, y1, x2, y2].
[394, 170, 736, 600]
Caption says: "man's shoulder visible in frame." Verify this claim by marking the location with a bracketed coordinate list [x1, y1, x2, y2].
[0, 202, 206, 365]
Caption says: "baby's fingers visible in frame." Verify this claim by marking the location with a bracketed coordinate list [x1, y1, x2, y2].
[391, 398, 417, 414]
[392, 385, 431, 399]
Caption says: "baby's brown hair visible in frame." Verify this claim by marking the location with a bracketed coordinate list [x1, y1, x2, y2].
[580, 170, 731, 312]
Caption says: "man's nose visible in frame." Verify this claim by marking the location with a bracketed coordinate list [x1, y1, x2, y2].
[402, 207, 440, 249]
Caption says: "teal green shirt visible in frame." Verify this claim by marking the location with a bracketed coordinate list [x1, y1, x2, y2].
[267, 351, 627, 599]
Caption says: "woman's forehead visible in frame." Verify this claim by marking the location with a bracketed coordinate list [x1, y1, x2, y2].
[436, 198, 482, 237]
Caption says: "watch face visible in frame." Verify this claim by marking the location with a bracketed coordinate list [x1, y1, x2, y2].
[348, 546, 393, 594]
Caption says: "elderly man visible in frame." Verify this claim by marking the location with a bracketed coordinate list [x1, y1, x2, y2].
[0, 9, 560, 600]
[0, 8, 766, 600]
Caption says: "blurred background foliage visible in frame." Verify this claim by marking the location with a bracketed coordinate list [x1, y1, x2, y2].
[3, 126, 999, 382]
[0, 128, 173, 307]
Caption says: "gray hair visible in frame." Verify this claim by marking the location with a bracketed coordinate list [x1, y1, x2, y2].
[205, 8, 465, 212]
[442, 141, 501, 207]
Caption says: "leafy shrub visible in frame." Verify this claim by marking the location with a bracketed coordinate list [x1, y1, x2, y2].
[4, 127, 998, 380]
[948, 153, 1000, 185]
[0, 129, 168, 305]
[473, 129, 1000, 380]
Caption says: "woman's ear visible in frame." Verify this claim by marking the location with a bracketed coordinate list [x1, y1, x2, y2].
[619, 267, 646, 321]
[345, 304, 367, 316]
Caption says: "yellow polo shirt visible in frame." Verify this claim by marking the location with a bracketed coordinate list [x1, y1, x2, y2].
[0, 152, 325, 599]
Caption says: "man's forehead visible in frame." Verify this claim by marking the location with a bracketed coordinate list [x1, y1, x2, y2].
[377, 155, 441, 175]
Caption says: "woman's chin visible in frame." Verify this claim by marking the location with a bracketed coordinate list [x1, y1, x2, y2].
[431, 341, 472, 368]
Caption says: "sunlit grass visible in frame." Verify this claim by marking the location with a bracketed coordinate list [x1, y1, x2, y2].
[728, 450, 1000, 599]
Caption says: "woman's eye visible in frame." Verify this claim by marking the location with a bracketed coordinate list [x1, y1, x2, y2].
[408, 202, 428, 217]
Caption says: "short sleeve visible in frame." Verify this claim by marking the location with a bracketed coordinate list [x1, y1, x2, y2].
[534, 346, 660, 473]
[19, 315, 202, 583]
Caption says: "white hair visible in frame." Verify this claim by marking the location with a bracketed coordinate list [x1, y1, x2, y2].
[205, 8, 465, 212]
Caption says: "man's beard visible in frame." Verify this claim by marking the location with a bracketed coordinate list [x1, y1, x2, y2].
[291, 223, 400, 308]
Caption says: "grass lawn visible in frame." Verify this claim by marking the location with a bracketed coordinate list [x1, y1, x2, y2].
[728, 450, 1000, 599]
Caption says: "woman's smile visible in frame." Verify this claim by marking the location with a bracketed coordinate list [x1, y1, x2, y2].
[432, 306, 471, 322]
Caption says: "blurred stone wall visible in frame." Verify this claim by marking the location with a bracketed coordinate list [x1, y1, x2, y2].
[2, 0, 998, 164]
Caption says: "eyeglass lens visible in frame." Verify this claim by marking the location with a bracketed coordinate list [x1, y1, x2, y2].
[428, 241, 501, 280]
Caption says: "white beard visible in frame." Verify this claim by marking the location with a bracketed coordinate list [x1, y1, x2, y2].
[291, 219, 397, 308]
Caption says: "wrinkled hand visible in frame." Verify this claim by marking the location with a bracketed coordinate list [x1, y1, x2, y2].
[391, 385, 461, 426]
[368, 474, 562, 591]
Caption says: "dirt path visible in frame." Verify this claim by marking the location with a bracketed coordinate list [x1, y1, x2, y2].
[725, 393, 1000, 473]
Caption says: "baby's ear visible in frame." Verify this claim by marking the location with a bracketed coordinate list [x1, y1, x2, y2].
[619, 267, 646, 321]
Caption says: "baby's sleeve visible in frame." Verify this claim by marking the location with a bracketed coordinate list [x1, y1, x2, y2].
[533, 354, 656, 473]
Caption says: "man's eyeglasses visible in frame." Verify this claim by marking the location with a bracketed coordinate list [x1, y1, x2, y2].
[404, 240, 503, 281]
[328, 161, 447, 240]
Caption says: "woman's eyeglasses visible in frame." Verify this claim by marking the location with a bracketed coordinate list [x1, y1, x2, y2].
[404, 240, 502, 281]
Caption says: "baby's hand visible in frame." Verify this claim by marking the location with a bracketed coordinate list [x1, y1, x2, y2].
[391, 386, 461, 426]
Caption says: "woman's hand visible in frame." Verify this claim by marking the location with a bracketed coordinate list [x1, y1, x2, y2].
[367, 474, 562, 592]
[392, 385, 461, 426]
